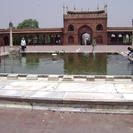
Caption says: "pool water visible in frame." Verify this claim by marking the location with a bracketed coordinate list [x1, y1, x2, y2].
[0, 53, 133, 75]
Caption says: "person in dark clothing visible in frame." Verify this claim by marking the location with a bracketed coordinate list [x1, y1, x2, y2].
[127, 47, 133, 56]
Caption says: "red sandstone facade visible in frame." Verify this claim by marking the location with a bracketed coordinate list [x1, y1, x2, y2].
[63, 10, 107, 45]
[0, 8, 133, 46]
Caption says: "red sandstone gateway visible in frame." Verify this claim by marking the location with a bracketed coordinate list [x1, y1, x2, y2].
[0, 6, 133, 46]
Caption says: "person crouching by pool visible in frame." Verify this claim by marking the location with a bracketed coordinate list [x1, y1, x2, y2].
[127, 47, 133, 56]
[21, 37, 26, 51]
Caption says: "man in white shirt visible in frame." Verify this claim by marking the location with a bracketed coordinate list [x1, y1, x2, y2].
[21, 37, 26, 51]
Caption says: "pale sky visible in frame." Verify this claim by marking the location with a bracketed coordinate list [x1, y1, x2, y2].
[0, 0, 133, 29]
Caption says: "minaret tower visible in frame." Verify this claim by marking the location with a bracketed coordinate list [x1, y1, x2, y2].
[104, 4, 108, 14]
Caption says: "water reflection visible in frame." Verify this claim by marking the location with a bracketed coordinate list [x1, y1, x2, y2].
[64, 53, 106, 75]
[25, 54, 39, 69]
[9, 54, 14, 73]
[0, 53, 132, 75]
[107, 53, 133, 75]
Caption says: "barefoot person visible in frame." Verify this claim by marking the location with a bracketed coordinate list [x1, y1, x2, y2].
[21, 37, 26, 51]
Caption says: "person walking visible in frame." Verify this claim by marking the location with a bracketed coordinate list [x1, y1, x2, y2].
[92, 39, 96, 52]
[21, 37, 26, 51]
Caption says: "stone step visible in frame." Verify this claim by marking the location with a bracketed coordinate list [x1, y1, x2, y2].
[0, 97, 133, 114]
[0, 95, 133, 107]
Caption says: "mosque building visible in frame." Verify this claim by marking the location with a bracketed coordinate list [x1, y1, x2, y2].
[0, 5, 133, 46]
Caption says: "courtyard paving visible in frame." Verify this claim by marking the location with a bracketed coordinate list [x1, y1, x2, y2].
[0, 45, 133, 113]
[0, 77, 133, 102]
[0, 108, 133, 133]
[0, 45, 131, 55]
[0, 76, 133, 113]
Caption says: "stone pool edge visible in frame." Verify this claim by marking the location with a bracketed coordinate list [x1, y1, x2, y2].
[0, 73, 132, 82]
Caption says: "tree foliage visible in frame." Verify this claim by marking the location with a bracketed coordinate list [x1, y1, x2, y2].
[17, 19, 39, 29]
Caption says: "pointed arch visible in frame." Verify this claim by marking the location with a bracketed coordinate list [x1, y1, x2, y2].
[68, 25, 74, 31]
[4, 36, 9, 45]
[78, 25, 93, 45]
[96, 24, 103, 31]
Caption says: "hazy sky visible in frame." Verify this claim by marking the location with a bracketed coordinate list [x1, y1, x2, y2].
[0, 0, 133, 28]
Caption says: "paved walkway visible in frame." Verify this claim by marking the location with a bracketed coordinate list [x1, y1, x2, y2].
[25, 45, 130, 53]
[0, 45, 131, 55]
[0, 76, 133, 113]
[0, 108, 133, 133]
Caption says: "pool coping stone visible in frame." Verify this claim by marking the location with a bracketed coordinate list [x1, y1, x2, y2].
[0, 74, 133, 82]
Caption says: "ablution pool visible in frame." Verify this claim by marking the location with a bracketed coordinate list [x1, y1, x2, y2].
[0, 53, 132, 75]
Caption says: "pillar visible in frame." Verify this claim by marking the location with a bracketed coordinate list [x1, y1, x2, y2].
[9, 22, 13, 47]
[132, 31, 133, 46]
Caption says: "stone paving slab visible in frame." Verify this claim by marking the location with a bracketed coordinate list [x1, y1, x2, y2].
[30, 91, 65, 100]
[0, 89, 27, 97]
[63, 92, 123, 101]
[114, 84, 133, 93]
[0, 78, 133, 105]
[2, 81, 58, 91]
[55, 83, 116, 93]
[123, 94, 133, 100]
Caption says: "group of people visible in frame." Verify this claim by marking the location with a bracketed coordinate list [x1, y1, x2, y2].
[20, 37, 96, 52]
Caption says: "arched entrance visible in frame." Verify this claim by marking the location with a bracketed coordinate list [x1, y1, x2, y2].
[81, 33, 91, 45]
[78, 25, 92, 45]
[4, 36, 9, 45]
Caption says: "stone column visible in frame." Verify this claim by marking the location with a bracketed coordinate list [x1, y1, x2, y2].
[53, 34, 56, 45]
[9, 22, 13, 47]
[0, 37, 4, 46]
[132, 31, 133, 46]
[39, 34, 43, 44]
[74, 34, 79, 45]
[103, 32, 108, 45]
[132, 20, 133, 46]
[45, 34, 48, 44]
[107, 33, 111, 45]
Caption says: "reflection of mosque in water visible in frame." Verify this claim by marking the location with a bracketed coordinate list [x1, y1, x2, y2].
[64, 53, 107, 75]
[25, 54, 39, 69]
[64, 53, 133, 75]
[0, 53, 133, 75]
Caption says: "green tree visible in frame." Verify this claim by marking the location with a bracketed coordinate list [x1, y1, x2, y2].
[17, 19, 39, 29]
